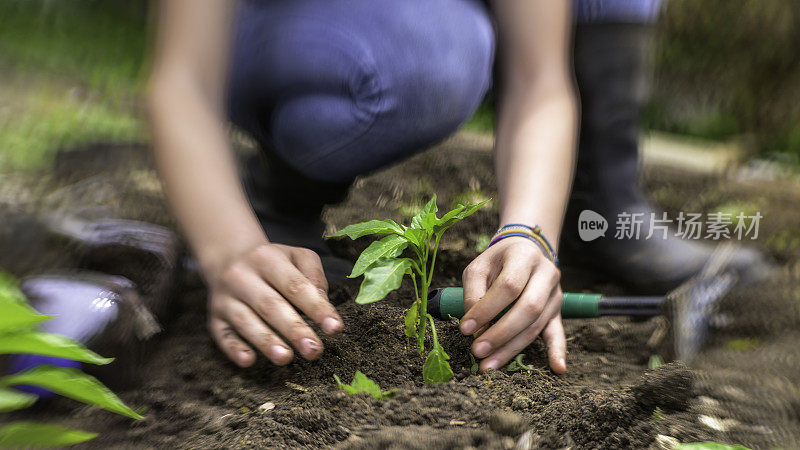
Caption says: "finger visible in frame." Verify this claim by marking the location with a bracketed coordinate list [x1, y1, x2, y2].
[224, 268, 325, 360]
[214, 300, 295, 366]
[541, 316, 567, 374]
[462, 250, 536, 337]
[208, 316, 256, 367]
[251, 247, 342, 335]
[471, 268, 559, 358]
[460, 258, 492, 335]
[290, 247, 330, 295]
[478, 288, 562, 371]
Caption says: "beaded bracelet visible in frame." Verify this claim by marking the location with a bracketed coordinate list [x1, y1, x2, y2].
[488, 223, 559, 266]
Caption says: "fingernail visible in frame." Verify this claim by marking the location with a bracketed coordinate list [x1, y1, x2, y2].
[322, 317, 342, 334]
[272, 345, 291, 361]
[559, 357, 566, 367]
[301, 338, 319, 356]
[483, 359, 501, 371]
[473, 341, 491, 358]
[461, 319, 477, 335]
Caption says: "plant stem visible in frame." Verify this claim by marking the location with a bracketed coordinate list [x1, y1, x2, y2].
[410, 272, 420, 303]
[427, 234, 442, 284]
[416, 237, 432, 354]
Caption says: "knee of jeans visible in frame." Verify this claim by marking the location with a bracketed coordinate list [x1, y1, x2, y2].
[379, 8, 495, 137]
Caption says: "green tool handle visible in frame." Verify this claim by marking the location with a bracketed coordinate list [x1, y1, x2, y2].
[431, 287, 601, 319]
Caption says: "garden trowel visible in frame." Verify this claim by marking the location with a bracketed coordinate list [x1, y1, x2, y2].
[429, 243, 739, 362]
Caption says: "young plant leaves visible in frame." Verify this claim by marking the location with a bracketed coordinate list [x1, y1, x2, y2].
[422, 314, 454, 384]
[328, 219, 403, 240]
[0, 365, 143, 420]
[0, 330, 113, 365]
[411, 195, 439, 231]
[333, 371, 396, 400]
[350, 234, 408, 278]
[423, 344, 454, 384]
[355, 258, 412, 305]
[404, 300, 419, 338]
[0, 388, 38, 413]
[506, 354, 533, 373]
[0, 422, 98, 447]
[434, 199, 492, 236]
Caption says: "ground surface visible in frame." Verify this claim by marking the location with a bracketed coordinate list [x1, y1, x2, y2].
[2, 132, 799, 449]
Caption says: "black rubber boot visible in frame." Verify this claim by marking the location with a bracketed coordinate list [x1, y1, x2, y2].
[242, 148, 354, 282]
[560, 23, 773, 294]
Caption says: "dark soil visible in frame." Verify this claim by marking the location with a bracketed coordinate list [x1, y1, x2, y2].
[3, 132, 799, 448]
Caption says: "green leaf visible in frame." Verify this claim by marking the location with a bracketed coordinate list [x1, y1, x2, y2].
[0, 365, 142, 420]
[411, 195, 438, 231]
[675, 442, 749, 450]
[0, 421, 98, 447]
[0, 388, 38, 413]
[469, 354, 479, 375]
[0, 274, 54, 330]
[506, 354, 533, 373]
[404, 300, 419, 338]
[0, 301, 53, 331]
[327, 219, 403, 240]
[0, 330, 113, 365]
[355, 258, 412, 305]
[402, 227, 427, 249]
[423, 344, 454, 384]
[334, 371, 395, 400]
[350, 234, 409, 278]
[648, 354, 665, 369]
[434, 198, 491, 236]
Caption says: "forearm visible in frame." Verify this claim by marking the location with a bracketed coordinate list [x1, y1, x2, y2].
[147, 78, 266, 279]
[494, 80, 578, 249]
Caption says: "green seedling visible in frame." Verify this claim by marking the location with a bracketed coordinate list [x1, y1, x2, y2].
[506, 354, 534, 373]
[334, 371, 396, 400]
[0, 272, 141, 447]
[648, 354, 665, 369]
[469, 354, 480, 376]
[330, 194, 489, 384]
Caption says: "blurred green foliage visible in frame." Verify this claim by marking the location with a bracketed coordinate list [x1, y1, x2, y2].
[645, 0, 800, 160]
[1, 0, 797, 170]
[0, 0, 147, 170]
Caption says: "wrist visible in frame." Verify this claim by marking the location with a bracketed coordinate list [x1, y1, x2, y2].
[490, 222, 559, 266]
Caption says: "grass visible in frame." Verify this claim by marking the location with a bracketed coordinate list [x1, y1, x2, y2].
[0, 1, 147, 171]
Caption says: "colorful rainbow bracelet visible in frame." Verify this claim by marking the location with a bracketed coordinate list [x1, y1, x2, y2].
[488, 223, 559, 266]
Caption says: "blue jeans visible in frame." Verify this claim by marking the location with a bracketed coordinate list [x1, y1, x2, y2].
[227, 0, 662, 183]
[228, 0, 494, 183]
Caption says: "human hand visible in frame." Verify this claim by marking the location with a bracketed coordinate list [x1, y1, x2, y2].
[206, 242, 343, 367]
[460, 237, 566, 373]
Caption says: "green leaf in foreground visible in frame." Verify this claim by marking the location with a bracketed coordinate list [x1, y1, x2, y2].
[0, 421, 98, 447]
[0, 300, 53, 330]
[0, 388, 38, 413]
[423, 344, 454, 384]
[0, 330, 113, 365]
[355, 258, 412, 305]
[423, 314, 453, 384]
[404, 300, 419, 338]
[327, 219, 403, 240]
[0, 365, 142, 420]
[675, 442, 749, 450]
[334, 371, 396, 400]
[350, 234, 408, 278]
